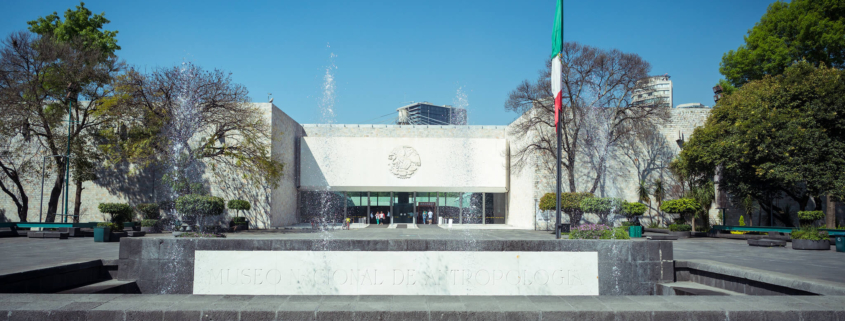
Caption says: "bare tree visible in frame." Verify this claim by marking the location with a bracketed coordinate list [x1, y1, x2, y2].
[0, 115, 42, 222]
[102, 63, 284, 194]
[0, 31, 123, 222]
[506, 42, 668, 193]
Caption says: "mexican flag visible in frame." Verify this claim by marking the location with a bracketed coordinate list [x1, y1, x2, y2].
[551, 0, 563, 131]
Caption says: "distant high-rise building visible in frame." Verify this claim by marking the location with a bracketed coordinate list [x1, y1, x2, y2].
[676, 103, 709, 109]
[396, 102, 467, 125]
[632, 75, 673, 108]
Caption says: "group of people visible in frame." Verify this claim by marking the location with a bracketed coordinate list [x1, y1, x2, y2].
[370, 211, 389, 225]
[420, 210, 434, 224]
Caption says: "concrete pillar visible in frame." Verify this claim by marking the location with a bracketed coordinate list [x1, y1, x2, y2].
[827, 194, 836, 229]
[482, 193, 486, 225]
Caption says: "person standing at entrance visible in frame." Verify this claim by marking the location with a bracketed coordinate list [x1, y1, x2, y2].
[387, 211, 391, 224]
[376, 211, 380, 225]
[428, 210, 433, 224]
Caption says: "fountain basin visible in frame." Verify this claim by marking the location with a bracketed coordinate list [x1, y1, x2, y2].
[118, 238, 672, 295]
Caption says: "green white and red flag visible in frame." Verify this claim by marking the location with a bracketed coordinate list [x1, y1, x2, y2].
[551, 0, 563, 131]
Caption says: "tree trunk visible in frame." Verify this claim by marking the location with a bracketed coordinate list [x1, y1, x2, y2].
[45, 170, 65, 223]
[826, 194, 836, 229]
[0, 177, 28, 222]
[72, 179, 84, 223]
[690, 213, 696, 232]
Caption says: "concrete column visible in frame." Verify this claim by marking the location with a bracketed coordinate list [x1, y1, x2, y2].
[367, 192, 370, 224]
[413, 192, 416, 224]
[390, 192, 394, 225]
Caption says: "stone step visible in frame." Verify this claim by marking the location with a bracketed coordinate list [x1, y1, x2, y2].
[57, 279, 140, 294]
[26, 231, 68, 239]
[658, 281, 746, 296]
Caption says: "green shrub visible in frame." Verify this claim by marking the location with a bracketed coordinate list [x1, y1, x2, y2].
[568, 224, 630, 240]
[232, 217, 248, 224]
[539, 193, 557, 211]
[580, 197, 622, 223]
[96, 222, 122, 231]
[739, 215, 746, 226]
[141, 219, 158, 227]
[668, 224, 692, 232]
[621, 221, 635, 227]
[227, 199, 251, 218]
[136, 203, 160, 220]
[540, 192, 594, 225]
[620, 201, 647, 217]
[791, 226, 828, 241]
[175, 194, 225, 217]
[797, 211, 824, 226]
[98, 203, 132, 225]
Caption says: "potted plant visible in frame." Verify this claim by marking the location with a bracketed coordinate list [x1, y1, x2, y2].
[175, 194, 225, 234]
[98, 203, 132, 232]
[140, 219, 159, 233]
[791, 226, 830, 250]
[227, 200, 251, 232]
[797, 211, 824, 227]
[94, 222, 111, 242]
[660, 198, 702, 236]
[620, 201, 646, 237]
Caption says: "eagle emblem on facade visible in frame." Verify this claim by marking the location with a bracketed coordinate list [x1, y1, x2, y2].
[388, 146, 421, 179]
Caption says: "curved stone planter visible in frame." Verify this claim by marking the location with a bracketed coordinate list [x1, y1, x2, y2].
[792, 239, 830, 250]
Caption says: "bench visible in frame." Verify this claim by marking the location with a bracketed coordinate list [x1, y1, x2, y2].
[713, 225, 845, 236]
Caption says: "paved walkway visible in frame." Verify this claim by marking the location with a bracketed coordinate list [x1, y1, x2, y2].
[0, 237, 119, 275]
[673, 237, 845, 286]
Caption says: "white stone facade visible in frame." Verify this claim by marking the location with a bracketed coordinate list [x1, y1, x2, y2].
[1, 105, 715, 229]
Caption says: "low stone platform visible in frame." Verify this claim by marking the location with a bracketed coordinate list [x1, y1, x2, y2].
[118, 238, 674, 295]
[26, 232, 68, 239]
[646, 235, 678, 241]
[748, 239, 786, 247]
[0, 294, 843, 320]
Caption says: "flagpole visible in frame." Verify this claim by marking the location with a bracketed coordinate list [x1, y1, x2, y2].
[555, 0, 563, 239]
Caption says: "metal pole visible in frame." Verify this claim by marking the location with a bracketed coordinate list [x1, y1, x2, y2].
[63, 99, 72, 223]
[554, 0, 564, 239]
[39, 156, 46, 223]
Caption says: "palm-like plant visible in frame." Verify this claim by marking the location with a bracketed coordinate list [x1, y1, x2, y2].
[638, 180, 651, 221]
[740, 195, 756, 226]
[653, 178, 665, 226]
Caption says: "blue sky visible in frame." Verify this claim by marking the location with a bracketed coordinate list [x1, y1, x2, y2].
[1, 0, 775, 125]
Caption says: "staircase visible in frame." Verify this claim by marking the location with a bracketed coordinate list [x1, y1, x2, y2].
[0, 259, 139, 294]
[659, 259, 845, 296]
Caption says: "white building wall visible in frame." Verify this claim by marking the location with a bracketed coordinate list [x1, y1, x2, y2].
[299, 137, 507, 193]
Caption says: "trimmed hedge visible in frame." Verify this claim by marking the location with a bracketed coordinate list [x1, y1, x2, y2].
[792, 226, 828, 241]
[620, 202, 647, 217]
[228, 200, 251, 211]
[797, 211, 824, 222]
[668, 224, 692, 232]
[136, 203, 160, 220]
[141, 219, 158, 227]
[98, 203, 132, 226]
[175, 194, 225, 217]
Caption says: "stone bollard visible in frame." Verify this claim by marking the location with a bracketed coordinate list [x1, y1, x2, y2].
[438, 217, 442, 225]
[448, 219, 453, 228]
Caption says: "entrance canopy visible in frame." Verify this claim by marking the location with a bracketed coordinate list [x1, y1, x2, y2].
[299, 137, 508, 192]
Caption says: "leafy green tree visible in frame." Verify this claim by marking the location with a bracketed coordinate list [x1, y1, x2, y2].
[580, 197, 622, 224]
[720, 0, 845, 87]
[620, 201, 647, 221]
[560, 192, 594, 226]
[680, 62, 845, 226]
[27, 2, 119, 55]
[660, 198, 702, 232]
[227, 199, 250, 218]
